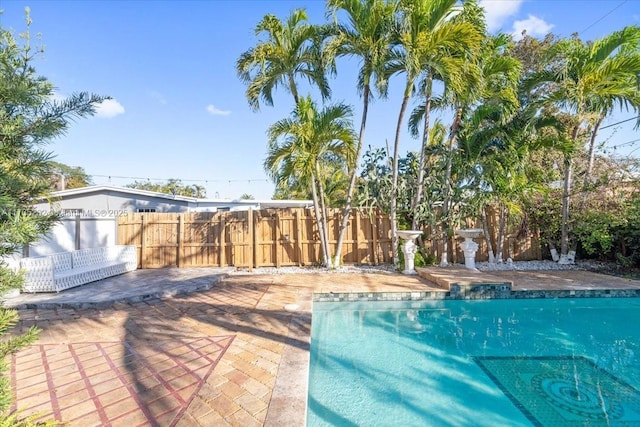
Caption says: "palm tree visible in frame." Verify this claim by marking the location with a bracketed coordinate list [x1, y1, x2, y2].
[387, 0, 482, 266]
[584, 72, 640, 183]
[434, 33, 519, 265]
[236, 9, 330, 110]
[326, 0, 397, 268]
[272, 158, 350, 205]
[264, 96, 357, 267]
[406, 0, 483, 231]
[528, 26, 640, 262]
[462, 102, 561, 263]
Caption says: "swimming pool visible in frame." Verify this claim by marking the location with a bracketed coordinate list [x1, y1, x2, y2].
[308, 298, 640, 426]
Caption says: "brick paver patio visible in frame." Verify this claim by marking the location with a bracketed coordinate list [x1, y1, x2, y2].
[6, 268, 640, 426]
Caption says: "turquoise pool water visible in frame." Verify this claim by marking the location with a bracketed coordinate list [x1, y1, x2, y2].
[308, 298, 640, 426]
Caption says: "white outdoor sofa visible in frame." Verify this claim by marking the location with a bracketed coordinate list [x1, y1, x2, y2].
[20, 245, 138, 293]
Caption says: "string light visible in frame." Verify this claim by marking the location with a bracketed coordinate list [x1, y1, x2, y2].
[606, 138, 640, 152]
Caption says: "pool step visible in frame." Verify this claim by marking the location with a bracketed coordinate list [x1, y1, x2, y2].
[416, 266, 513, 299]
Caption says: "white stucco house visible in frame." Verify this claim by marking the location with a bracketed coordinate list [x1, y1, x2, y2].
[23, 185, 312, 257]
[34, 185, 312, 214]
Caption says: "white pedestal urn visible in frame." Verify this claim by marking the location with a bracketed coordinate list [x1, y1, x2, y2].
[558, 250, 576, 265]
[397, 230, 423, 275]
[456, 228, 483, 270]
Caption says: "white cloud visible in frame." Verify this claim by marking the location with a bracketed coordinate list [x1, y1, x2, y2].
[206, 104, 231, 116]
[511, 15, 554, 40]
[480, 0, 523, 32]
[94, 99, 125, 118]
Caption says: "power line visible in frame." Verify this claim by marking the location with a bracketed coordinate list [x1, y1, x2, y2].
[580, 0, 628, 35]
[600, 115, 640, 130]
[607, 137, 640, 153]
[90, 174, 269, 185]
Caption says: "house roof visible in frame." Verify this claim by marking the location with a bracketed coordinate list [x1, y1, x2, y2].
[45, 185, 312, 206]
[47, 185, 201, 202]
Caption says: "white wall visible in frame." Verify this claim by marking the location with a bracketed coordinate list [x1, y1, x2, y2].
[28, 216, 118, 257]
[1, 253, 21, 272]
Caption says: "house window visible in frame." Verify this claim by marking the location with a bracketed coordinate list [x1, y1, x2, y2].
[136, 208, 157, 213]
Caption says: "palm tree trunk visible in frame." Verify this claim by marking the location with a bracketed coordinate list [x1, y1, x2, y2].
[560, 153, 573, 261]
[560, 126, 579, 261]
[411, 74, 433, 230]
[333, 83, 371, 267]
[310, 173, 330, 266]
[391, 89, 411, 266]
[584, 115, 604, 186]
[574, 116, 605, 226]
[481, 205, 496, 264]
[315, 162, 332, 267]
[496, 203, 507, 263]
[315, 161, 332, 265]
[288, 73, 300, 105]
[440, 106, 463, 266]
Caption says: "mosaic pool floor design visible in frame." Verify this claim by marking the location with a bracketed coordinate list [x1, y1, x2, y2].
[475, 356, 640, 426]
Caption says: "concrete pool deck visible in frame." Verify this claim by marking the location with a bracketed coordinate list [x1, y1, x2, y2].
[5, 266, 640, 426]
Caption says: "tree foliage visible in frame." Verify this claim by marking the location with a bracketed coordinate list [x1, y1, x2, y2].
[236, 8, 330, 110]
[48, 161, 92, 190]
[126, 179, 207, 198]
[524, 26, 640, 260]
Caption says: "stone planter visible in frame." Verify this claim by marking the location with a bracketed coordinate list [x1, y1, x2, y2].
[397, 230, 422, 275]
[455, 229, 483, 270]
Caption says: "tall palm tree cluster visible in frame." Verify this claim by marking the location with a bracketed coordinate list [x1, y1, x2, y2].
[237, 0, 640, 268]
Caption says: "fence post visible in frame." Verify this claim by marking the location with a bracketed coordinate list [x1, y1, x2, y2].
[254, 211, 260, 268]
[294, 210, 302, 266]
[75, 215, 81, 250]
[371, 212, 378, 265]
[274, 211, 281, 268]
[219, 214, 226, 267]
[354, 209, 360, 264]
[140, 215, 146, 269]
[177, 214, 184, 268]
[248, 208, 254, 272]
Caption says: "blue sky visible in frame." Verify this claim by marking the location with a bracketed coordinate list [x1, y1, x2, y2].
[1, 0, 639, 200]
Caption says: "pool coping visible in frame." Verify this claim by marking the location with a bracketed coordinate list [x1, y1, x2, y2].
[271, 287, 640, 426]
[313, 287, 640, 302]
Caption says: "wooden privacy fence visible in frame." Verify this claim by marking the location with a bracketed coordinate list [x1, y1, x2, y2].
[421, 233, 542, 264]
[420, 205, 543, 263]
[117, 209, 393, 269]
